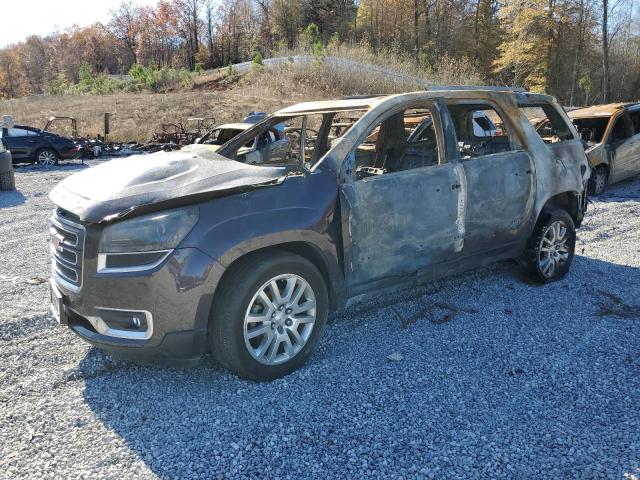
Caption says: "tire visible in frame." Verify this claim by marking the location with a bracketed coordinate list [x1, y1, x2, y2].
[588, 164, 608, 196]
[0, 170, 15, 191]
[209, 251, 329, 381]
[36, 148, 58, 167]
[524, 208, 576, 283]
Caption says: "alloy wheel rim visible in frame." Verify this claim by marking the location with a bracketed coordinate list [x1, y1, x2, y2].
[38, 151, 56, 166]
[243, 274, 316, 365]
[537, 220, 570, 278]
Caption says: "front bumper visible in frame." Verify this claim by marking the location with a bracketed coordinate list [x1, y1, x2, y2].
[52, 246, 226, 361]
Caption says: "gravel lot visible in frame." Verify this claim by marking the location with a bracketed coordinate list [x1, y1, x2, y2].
[1, 161, 639, 479]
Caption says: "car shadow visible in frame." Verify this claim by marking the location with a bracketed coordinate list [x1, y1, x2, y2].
[81, 255, 640, 478]
[13, 162, 91, 172]
[594, 175, 640, 203]
[0, 189, 26, 208]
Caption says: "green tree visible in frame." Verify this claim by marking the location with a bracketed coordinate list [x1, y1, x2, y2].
[493, 0, 552, 92]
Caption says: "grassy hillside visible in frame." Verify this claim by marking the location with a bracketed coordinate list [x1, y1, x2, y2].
[0, 51, 482, 143]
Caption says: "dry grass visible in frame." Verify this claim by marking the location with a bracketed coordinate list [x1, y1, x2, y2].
[0, 90, 292, 143]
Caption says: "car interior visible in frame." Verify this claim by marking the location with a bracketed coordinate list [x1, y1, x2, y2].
[353, 109, 440, 179]
[446, 104, 514, 157]
[517, 104, 575, 144]
[571, 117, 610, 144]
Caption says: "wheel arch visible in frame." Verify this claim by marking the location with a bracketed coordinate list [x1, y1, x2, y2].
[214, 241, 345, 313]
[537, 191, 583, 227]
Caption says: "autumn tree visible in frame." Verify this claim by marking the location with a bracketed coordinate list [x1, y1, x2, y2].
[494, 0, 552, 92]
[109, 1, 141, 64]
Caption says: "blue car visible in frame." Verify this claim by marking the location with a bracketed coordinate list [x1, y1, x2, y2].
[0, 124, 81, 166]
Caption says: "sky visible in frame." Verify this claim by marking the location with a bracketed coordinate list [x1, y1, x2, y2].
[0, 0, 160, 48]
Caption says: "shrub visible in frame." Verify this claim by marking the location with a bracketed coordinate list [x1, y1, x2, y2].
[48, 73, 71, 95]
[126, 64, 192, 92]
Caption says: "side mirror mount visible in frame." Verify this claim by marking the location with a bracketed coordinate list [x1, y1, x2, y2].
[1, 115, 14, 129]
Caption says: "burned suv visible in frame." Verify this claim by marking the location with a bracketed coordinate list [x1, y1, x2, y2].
[568, 103, 640, 195]
[49, 89, 589, 380]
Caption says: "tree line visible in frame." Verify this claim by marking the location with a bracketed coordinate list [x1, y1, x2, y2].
[0, 0, 637, 105]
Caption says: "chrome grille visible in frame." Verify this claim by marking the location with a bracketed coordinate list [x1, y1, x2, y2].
[51, 209, 85, 290]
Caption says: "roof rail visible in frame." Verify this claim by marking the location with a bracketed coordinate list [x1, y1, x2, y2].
[427, 85, 527, 93]
[341, 94, 388, 99]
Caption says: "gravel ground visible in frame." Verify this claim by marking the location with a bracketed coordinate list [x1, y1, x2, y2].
[1, 161, 639, 479]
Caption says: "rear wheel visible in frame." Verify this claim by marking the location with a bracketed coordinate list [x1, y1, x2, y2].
[209, 251, 328, 381]
[36, 148, 58, 167]
[525, 208, 576, 283]
[588, 164, 608, 196]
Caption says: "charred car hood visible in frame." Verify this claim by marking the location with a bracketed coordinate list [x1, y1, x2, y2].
[49, 147, 286, 223]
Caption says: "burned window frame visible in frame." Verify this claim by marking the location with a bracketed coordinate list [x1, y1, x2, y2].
[217, 109, 369, 170]
[442, 99, 527, 159]
[607, 111, 633, 144]
[342, 99, 447, 182]
[521, 103, 576, 143]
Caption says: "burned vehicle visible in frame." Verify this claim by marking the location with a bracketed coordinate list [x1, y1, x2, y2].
[567, 103, 640, 195]
[152, 117, 217, 146]
[0, 121, 81, 166]
[49, 89, 589, 381]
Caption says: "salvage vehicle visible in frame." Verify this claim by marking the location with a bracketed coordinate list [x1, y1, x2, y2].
[0, 123, 81, 166]
[566, 103, 640, 195]
[49, 89, 590, 381]
[195, 122, 290, 164]
[0, 116, 15, 190]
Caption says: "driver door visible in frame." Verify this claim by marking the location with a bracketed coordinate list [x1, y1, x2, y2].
[607, 113, 634, 183]
[339, 102, 464, 293]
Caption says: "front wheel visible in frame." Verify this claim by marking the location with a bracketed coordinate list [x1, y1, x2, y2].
[524, 208, 576, 283]
[588, 164, 608, 196]
[209, 251, 328, 381]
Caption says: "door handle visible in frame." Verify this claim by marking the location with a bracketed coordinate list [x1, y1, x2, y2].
[525, 169, 533, 174]
[451, 183, 461, 190]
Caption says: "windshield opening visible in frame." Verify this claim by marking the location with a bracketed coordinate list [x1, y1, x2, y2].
[217, 109, 369, 168]
[571, 117, 611, 144]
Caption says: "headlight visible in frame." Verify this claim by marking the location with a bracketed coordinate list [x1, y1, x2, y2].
[99, 206, 199, 254]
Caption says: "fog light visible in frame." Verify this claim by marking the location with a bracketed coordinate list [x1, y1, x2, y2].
[97, 308, 149, 332]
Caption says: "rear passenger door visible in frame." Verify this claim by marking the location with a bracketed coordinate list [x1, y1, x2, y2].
[445, 102, 534, 255]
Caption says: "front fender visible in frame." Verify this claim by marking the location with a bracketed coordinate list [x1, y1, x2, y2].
[182, 171, 345, 306]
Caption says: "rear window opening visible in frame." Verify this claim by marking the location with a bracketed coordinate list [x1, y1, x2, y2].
[446, 103, 517, 157]
[520, 105, 574, 143]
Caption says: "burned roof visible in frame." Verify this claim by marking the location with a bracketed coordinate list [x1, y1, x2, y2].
[568, 103, 636, 118]
[275, 97, 381, 115]
[214, 123, 255, 130]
